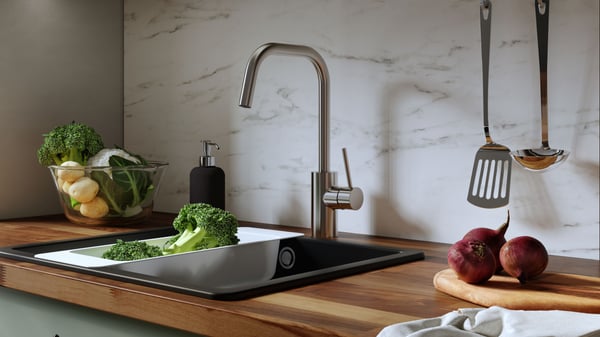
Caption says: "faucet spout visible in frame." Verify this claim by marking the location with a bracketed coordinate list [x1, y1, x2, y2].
[239, 42, 362, 239]
[239, 43, 330, 173]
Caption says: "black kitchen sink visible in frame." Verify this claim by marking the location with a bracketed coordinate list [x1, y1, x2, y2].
[0, 227, 424, 300]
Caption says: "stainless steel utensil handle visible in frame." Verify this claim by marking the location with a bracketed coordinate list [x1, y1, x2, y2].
[480, 1, 492, 143]
[535, 0, 550, 148]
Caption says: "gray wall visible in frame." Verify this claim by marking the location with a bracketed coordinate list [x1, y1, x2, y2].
[0, 0, 124, 219]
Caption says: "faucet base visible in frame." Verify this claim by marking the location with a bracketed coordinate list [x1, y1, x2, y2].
[311, 171, 337, 238]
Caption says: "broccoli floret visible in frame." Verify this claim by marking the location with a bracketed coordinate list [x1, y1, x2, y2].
[101, 204, 240, 261]
[101, 239, 163, 261]
[163, 203, 240, 255]
[37, 121, 104, 166]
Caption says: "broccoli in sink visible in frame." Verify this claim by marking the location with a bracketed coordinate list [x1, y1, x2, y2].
[102, 239, 163, 261]
[102, 203, 240, 261]
[163, 203, 240, 254]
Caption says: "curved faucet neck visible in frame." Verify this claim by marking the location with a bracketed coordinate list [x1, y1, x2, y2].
[239, 42, 330, 173]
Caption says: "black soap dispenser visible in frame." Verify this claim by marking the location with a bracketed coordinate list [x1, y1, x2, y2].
[190, 141, 225, 209]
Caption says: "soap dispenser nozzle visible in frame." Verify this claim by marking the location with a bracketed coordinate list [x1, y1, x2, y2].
[200, 141, 220, 167]
[190, 140, 225, 208]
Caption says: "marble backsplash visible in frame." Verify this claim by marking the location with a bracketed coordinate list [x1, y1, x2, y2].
[124, 0, 599, 259]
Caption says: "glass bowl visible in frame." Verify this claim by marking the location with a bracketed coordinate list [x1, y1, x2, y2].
[48, 161, 168, 226]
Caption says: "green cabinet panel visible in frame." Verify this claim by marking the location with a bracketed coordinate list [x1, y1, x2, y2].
[0, 287, 204, 337]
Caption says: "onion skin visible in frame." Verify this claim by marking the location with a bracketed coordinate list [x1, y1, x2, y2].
[448, 239, 496, 284]
[462, 211, 509, 273]
[500, 236, 548, 284]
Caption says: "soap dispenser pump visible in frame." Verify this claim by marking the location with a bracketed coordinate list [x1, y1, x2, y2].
[190, 141, 225, 209]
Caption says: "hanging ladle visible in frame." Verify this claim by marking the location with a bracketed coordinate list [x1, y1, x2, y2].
[511, 0, 569, 171]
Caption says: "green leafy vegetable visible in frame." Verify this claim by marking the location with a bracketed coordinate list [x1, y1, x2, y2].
[101, 239, 163, 261]
[90, 170, 129, 215]
[109, 155, 152, 208]
[89, 152, 155, 216]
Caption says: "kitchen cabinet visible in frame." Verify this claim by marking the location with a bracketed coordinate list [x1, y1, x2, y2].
[0, 287, 203, 337]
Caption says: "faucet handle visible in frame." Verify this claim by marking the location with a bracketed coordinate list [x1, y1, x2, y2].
[341, 148, 354, 190]
[324, 148, 364, 210]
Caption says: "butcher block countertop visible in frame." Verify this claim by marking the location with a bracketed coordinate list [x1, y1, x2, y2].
[0, 213, 598, 337]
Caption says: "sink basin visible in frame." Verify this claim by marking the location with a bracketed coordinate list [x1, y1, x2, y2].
[0, 227, 424, 300]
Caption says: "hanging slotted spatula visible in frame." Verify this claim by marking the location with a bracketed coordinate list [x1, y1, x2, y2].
[467, 0, 512, 208]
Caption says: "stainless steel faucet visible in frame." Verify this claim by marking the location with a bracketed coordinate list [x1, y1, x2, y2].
[239, 42, 363, 238]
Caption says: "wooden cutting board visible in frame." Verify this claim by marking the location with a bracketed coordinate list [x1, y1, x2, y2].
[434, 268, 600, 313]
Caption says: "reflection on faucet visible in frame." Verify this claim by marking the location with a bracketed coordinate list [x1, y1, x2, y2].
[239, 42, 363, 238]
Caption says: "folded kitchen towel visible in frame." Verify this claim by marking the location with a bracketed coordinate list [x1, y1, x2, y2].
[377, 306, 600, 337]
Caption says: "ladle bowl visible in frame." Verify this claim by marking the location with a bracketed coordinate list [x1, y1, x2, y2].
[511, 148, 569, 171]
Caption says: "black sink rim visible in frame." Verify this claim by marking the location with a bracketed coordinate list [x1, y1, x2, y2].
[0, 228, 424, 300]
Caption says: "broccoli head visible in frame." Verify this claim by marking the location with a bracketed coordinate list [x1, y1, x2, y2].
[163, 203, 240, 255]
[101, 239, 163, 261]
[37, 121, 104, 166]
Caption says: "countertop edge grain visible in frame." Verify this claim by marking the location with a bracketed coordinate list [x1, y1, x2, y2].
[0, 258, 337, 337]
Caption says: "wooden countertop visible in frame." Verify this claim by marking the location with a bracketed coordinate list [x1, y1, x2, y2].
[1, 213, 598, 337]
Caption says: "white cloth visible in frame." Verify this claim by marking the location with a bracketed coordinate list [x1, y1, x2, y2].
[377, 306, 600, 337]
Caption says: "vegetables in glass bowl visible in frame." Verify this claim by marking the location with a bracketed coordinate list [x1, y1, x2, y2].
[49, 160, 168, 226]
[37, 121, 168, 225]
[36, 121, 168, 225]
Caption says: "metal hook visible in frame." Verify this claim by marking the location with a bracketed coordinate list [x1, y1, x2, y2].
[537, 0, 547, 15]
[480, 0, 491, 20]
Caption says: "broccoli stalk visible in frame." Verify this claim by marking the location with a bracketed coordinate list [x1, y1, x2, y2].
[37, 121, 104, 166]
[163, 203, 240, 255]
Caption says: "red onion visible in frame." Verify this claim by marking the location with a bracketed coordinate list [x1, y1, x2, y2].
[500, 236, 548, 284]
[463, 211, 510, 273]
[448, 239, 496, 284]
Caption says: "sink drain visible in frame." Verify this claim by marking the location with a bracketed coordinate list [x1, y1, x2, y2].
[278, 246, 295, 270]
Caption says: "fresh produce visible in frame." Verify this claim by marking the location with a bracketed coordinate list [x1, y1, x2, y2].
[462, 211, 509, 273]
[447, 239, 496, 284]
[163, 203, 240, 255]
[499, 236, 548, 284]
[102, 239, 163, 261]
[52, 161, 110, 218]
[90, 153, 153, 217]
[37, 121, 104, 166]
[68, 176, 100, 203]
[448, 212, 550, 285]
[102, 203, 240, 261]
[87, 148, 142, 167]
[79, 197, 109, 219]
[38, 122, 157, 220]
[56, 160, 85, 182]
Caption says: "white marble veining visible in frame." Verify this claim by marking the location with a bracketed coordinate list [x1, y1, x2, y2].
[124, 0, 599, 259]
